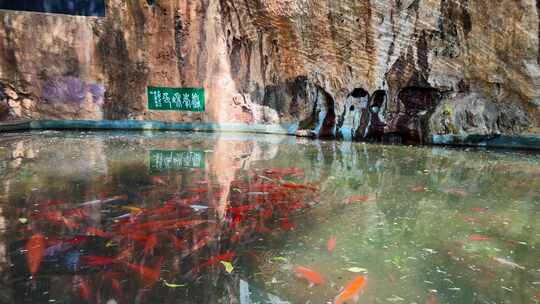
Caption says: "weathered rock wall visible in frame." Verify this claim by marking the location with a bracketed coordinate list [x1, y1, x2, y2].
[0, 0, 539, 143]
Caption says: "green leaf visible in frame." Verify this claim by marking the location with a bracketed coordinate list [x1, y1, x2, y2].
[271, 257, 288, 262]
[18, 218, 28, 224]
[163, 280, 186, 288]
[346, 267, 368, 273]
[221, 261, 234, 273]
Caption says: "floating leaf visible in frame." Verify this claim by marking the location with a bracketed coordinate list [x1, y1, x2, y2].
[271, 257, 288, 262]
[18, 218, 28, 224]
[221, 261, 234, 273]
[346, 267, 368, 273]
[163, 280, 185, 288]
[105, 241, 115, 248]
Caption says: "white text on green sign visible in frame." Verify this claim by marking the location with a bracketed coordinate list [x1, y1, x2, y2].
[148, 86, 205, 112]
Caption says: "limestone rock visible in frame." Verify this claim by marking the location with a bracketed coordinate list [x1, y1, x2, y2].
[0, 0, 538, 144]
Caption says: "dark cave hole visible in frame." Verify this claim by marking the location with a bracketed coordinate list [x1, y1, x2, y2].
[349, 105, 355, 111]
[370, 90, 386, 108]
[350, 88, 369, 98]
[319, 87, 336, 138]
[398, 86, 440, 114]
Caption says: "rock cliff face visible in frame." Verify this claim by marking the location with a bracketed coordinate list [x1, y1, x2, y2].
[0, 0, 539, 143]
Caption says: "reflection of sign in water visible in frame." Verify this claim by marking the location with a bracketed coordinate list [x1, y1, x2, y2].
[150, 150, 205, 172]
[0, 0, 105, 16]
[148, 86, 205, 112]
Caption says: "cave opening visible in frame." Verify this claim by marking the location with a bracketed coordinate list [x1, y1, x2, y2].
[319, 88, 336, 138]
[350, 88, 369, 99]
[391, 86, 440, 143]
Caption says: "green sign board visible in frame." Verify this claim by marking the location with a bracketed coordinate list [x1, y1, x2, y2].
[147, 86, 205, 112]
[150, 150, 205, 172]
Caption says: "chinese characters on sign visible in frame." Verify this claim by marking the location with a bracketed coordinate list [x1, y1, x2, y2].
[150, 150, 205, 173]
[148, 86, 205, 112]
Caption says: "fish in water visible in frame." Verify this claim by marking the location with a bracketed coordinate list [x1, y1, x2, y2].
[470, 207, 488, 212]
[426, 293, 438, 304]
[334, 276, 367, 304]
[327, 236, 336, 253]
[410, 185, 425, 193]
[469, 234, 491, 241]
[123, 259, 162, 287]
[491, 257, 525, 270]
[26, 233, 46, 276]
[293, 266, 325, 287]
[345, 195, 374, 204]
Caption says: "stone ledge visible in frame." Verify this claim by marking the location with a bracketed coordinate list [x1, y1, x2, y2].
[1, 119, 540, 150]
[431, 134, 540, 150]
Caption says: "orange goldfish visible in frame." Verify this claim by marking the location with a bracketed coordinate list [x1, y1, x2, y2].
[123, 259, 162, 287]
[469, 234, 491, 241]
[26, 234, 46, 276]
[426, 293, 438, 304]
[327, 236, 337, 253]
[334, 276, 367, 304]
[143, 234, 158, 255]
[345, 195, 372, 204]
[410, 185, 425, 192]
[294, 266, 325, 287]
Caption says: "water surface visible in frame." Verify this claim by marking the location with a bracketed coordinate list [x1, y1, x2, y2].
[0, 131, 539, 303]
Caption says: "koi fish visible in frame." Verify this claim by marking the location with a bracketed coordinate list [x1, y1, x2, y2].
[151, 176, 166, 185]
[293, 266, 325, 287]
[86, 227, 110, 237]
[80, 195, 128, 206]
[470, 207, 488, 212]
[491, 257, 525, 270]
[281, 182, 318, 191]
[469, 234, 491, 241]
[143, 234, 158, 255]
[80, 256, 118, 267]
[410, 185, 425, 192]
[334, 276, 367, 304]
[280, 218, 295, 231]
[426, 293, 438, 304]
[26, 234, 46, 276]
[446, 188, 467, 198]
[123, 259, 162, 287]
[195, 251, 236, 272]
[39, 211, 79, 229]
[77, 277, 91, 301]
[345, 195, 371, 204]
[327, 236, 337, 253]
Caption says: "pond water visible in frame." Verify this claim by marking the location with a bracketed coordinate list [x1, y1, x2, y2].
[0, 131, 539, 304]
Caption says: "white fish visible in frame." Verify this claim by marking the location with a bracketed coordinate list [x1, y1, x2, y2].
[492, 257, 525, 270]
[190, 205, 209, 211]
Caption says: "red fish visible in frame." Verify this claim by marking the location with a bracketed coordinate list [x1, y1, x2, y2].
[469, 234, 491, 241]
[144, 234, 158, 255]
[195, 251, 236, 272]
[426, 293, 438, 304]
[410, 185, 425, 192]
[327, 236, 337, 253]
[447, 188, 467, 198]
[334, 276, 367, 304]
[80, 256, 118, 267]
[470, 207, 488, 212]
[280, 218, 295, 231]
[26, 234, 46, 276]
[151, 176, 166, 185]
[281, 182, 318, 191]
[77, 277, 91, 301]
[39, 211, 79, 229]
[294, 266, 325, 287]
[123, 259, 162, 287]
[86, 227, 109, 237]
[345, 195, 371, 204]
